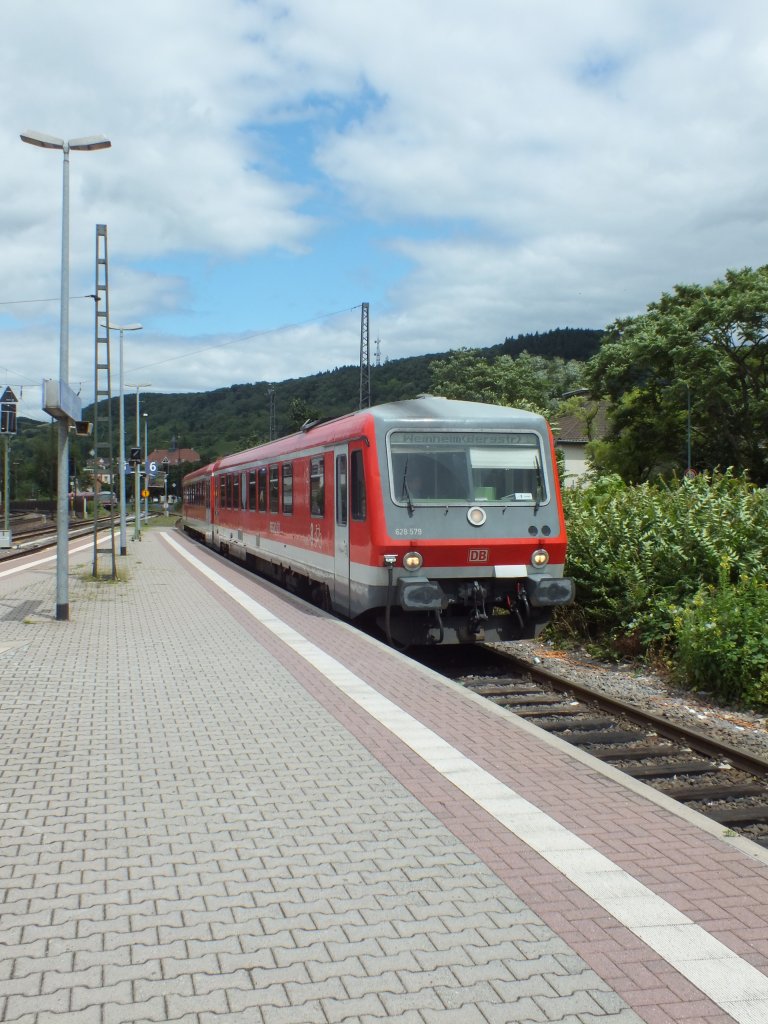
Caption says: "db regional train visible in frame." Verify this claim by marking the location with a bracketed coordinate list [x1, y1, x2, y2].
[181, 395, 575, 646]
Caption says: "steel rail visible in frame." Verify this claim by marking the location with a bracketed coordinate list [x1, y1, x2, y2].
[491, 647, 768, 779]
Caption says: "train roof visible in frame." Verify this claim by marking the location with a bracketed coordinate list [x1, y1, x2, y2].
[367, 395, 546, 428]
[184, 396, 549, 480]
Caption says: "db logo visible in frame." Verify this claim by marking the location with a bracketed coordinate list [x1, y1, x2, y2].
[468, 549, 489, 563]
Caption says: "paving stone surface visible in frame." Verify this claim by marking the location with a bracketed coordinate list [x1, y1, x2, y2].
[0, 532, 727, 1022]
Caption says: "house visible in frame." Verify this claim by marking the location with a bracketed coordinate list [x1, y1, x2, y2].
[553, 401, 610, 486]
[147, 445, 201, 467]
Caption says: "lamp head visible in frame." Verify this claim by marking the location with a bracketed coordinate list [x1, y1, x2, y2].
[21, 131, 111, 152]
[20, 130, 64, 149]
[69, 135, 111, 151]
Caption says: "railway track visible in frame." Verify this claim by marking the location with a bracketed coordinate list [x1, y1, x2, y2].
[418, 644, 768, 848]
[0, 513, 137, 562]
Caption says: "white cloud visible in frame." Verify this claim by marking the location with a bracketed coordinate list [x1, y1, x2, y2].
[3, 0, 768, 426]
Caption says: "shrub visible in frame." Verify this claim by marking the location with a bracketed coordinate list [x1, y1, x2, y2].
[558, 470, 768, 657]
[673, 574, 768, 709]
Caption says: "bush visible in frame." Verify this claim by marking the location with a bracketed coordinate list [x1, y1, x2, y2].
[673, 575, 768, 709]
[558, 470, 768, 657]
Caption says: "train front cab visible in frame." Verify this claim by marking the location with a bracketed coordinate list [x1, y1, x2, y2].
[364, 405, 575, 647]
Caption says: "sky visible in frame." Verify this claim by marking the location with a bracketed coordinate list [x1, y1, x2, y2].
[2, 0, 768, 423]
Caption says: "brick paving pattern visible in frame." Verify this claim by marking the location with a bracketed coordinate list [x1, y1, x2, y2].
[163, 533, 768, 1023]
[0, 531, 647, 1023]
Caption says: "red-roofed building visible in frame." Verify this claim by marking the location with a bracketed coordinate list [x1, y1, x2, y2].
[148, 446, 201, 467]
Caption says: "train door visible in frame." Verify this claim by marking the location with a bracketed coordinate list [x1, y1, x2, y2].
[212, 472, 223, 546]
[333, 447, 351, 615]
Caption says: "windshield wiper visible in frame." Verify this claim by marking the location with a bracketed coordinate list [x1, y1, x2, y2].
[534, 456, 544, 514]
[400, 458, 415, 517]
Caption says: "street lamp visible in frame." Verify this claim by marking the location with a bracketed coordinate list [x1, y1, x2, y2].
[143, 412, 149, 521]
[127, 383, 151, 540]
[684, 381, 692, 474]
[109, 324, 142, 555]
[561, 388, 591, 399]
[21, 129, 111, 621]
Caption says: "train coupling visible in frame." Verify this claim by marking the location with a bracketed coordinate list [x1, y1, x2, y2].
[525, 576, 576, 606]
[397, 576, 445, 611]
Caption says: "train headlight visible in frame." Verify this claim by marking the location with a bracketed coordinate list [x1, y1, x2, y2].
[531, 548, 550, 568]
[467, 506, 487, 527]
[403, 551, 423, 571]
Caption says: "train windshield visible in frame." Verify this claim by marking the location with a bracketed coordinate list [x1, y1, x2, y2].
[388, 429, 547, 506]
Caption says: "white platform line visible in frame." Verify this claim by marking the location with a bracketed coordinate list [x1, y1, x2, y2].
[0, 539, 101, 578]
[164, 532, 768, 1024]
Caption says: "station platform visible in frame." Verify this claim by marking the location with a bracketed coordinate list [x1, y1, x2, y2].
[2, 526, 768, 1024]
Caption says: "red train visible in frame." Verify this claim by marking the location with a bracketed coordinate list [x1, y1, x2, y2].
[181, 395, 574, 646]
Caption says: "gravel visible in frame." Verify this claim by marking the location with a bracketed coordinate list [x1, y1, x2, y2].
[497, 638, 768, 762]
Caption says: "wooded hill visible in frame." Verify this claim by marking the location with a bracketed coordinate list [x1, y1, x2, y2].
[8, 327, 601, 499]
[98, 326, 601, 464]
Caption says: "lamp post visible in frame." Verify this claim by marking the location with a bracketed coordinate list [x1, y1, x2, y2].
[143, 412, 149, 521]
[20, 129, 111, 621]
[128, 383, 151, 540]
[109, 324, 142, 555]
[685, 382, 692, 474]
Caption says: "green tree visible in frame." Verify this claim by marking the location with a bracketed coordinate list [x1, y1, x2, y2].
[18, 423, 57, 499]
[587, 266, 768, 484]
[286, 397, 320, 433]
[429, 348, 583, 415]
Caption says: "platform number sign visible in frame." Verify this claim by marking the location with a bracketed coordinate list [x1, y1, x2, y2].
[1, 387, 18, 436]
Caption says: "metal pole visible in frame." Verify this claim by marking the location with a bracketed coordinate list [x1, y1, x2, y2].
[2, 437, 9, 535]
[118, 329, 126, 554]
[686, 384, 692, 473]
[134, 387, 141, 541]
[56, 143, 71, 620]
[143, 413, 149, 520]
[20, 129, 111, 617]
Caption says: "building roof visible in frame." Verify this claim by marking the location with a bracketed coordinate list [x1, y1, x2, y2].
[148, 447, 201, 465]
[553, 402, 610, 444]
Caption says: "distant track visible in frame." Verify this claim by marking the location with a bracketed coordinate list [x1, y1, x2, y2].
[0, 514, 146, 563]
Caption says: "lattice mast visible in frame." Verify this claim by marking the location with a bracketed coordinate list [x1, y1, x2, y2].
[92, 224, 117, 578]
[268, 385, 276, 441]
[358, 302, 371, 408]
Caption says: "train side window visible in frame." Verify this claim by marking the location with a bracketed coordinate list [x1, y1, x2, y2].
[310, 456, 325, 517]
[248, 470, 256, 511]
[351, 449, 366, 521]
[282, 462, 293, 514]
[258, 467, 267, 512]
[219, 476, 226, 508]
[269, 465, 279, 513]
[336, 454, 348, 526]
[233, 473, 240, 510]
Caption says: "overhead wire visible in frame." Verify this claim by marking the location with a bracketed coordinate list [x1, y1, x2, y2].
[1, 301, 365, 400]
[127, 303, 364, 375]
[0, 294, 95, 306]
